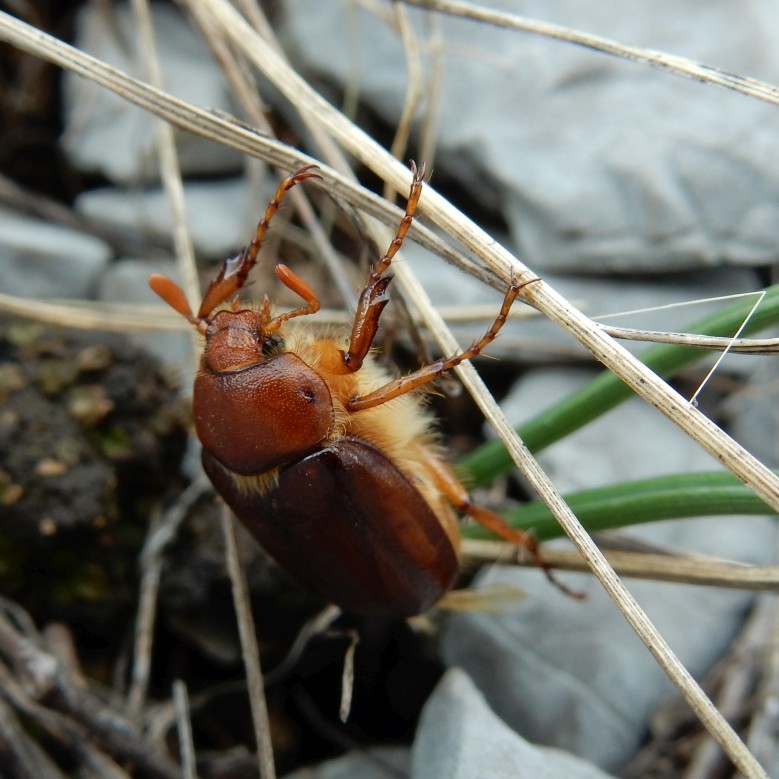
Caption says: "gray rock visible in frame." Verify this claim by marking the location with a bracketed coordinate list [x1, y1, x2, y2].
[282, 746, 409, 779]
[98, 258, 194, 382]
[0, 207, 111, 298]
[442, 517, 775, 772]
[63, 3, 242, 183]
[279, 0, 779, 272]
[76, 177, 257, 260]
[412, 668, 615, 779]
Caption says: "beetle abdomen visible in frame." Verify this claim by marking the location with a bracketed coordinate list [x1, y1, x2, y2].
[202, 436, 459, 616]
[195, 352, 334, 476]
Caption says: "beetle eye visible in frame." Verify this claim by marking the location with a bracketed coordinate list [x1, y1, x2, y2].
[262, 334, 284, 356]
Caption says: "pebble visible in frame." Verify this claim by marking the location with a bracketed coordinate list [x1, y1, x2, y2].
[62, 3, 242, 183]
[0, 206, 110, 298]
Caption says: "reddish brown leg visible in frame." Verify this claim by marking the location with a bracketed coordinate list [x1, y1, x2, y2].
[345, 277, 537, 411]
[426, 457, 584, 599]
[340, 161, 426, 373]
[196, 165, 322, 320]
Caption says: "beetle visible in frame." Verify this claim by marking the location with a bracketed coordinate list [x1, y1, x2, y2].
[149, 162, 561, 616]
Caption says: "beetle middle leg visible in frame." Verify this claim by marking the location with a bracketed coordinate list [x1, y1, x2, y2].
[424, 456, 584, 599]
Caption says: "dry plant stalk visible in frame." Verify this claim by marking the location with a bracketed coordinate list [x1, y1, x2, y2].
[463, 540, 779, 591]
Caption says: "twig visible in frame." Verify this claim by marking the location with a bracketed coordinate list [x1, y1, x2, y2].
[0, 694, 66, 779]
[173, 680, 198, 779]
[263, 605, 341, 687]
[0, 610, 180, 779]
[221, 507, 276, 779]
[339, 630, 359, 723]
[462, 540, 779, 591]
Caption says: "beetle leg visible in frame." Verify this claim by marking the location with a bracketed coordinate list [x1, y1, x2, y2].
[196, 165, 322, 320]
[368, 160, 426, 281]
[425, 456, 584, 600]
[340, 162, 426, 372]
[345, 277, 537, 410]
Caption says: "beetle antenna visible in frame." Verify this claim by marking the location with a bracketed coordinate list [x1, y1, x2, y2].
[149, 274, 196, 323]
[265, 263, 322, 332]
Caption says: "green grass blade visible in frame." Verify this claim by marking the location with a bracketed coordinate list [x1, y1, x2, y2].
[460, 470, 778, 542]
[460, 284, 779, 487]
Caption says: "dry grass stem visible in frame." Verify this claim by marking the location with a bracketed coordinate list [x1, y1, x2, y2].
[402, 0, 779, 107]
[129, 478, 211, 720]
[220, 507, 276, 779]
[130, 0, 200, 330]
[599, 326, 779, 354]
[463, 540, 779, 591]
[181, 0, 358, 305]
[385, 1, 425, 197]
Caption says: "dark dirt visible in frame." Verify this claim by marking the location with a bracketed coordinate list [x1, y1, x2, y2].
[0, 319, 188, 646]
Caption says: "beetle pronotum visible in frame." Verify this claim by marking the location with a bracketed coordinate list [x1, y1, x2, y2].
[150, 163, 566, 616]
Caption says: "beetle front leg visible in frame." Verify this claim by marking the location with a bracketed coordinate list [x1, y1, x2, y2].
[340, 162, 426, 373]
[345, 277, 536, 410]
[197, 165, 322, 320]
[424, 456, 584, 600]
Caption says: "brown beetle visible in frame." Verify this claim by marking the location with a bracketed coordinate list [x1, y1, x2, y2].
[149, 163, 556, 616]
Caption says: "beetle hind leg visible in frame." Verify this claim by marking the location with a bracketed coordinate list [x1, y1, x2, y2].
[425, 456, 584, 600]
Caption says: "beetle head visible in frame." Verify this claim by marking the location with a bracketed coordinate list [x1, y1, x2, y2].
[200, 308, 283, 373]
